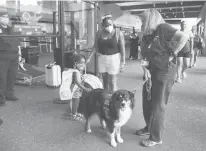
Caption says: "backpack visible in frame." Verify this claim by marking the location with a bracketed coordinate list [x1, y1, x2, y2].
[59, 69, 79, 100]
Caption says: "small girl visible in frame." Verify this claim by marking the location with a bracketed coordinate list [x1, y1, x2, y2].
[65, 54, 91, 120]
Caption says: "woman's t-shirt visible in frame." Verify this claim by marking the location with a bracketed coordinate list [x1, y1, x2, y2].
[141, 23, 178, 70]
[150, 23, 177, 53]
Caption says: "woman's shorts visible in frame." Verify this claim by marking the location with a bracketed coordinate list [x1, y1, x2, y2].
[177, 51, 190, 58]
[98, 53, 121, 75]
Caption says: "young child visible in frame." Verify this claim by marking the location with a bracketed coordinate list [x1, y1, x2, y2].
[66, 54, 91, 120]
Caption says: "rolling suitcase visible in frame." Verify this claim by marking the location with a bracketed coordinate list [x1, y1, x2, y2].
[45, 63, 61, 88]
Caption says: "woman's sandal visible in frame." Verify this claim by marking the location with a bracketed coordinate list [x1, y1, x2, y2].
[141, 139, 163, 147]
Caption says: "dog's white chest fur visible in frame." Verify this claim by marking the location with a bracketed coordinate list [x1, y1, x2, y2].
[114, 108, 132, 127]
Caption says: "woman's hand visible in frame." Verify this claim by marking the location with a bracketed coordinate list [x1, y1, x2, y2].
[143, 68, 151, 81]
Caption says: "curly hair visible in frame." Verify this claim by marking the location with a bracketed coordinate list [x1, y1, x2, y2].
[73, 54, 86, 63]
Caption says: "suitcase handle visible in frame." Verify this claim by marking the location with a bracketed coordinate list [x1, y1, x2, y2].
[46, 62, 56, 69]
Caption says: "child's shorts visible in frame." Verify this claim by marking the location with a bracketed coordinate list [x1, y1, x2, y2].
[72, 88, 82, 99]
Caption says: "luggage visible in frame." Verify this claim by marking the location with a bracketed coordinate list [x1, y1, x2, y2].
[16, 63, 45, 86]
[83, 74, 103, 90]
[45, 63, 61, 88]
[21, 46, 40, 66]
[59, 69, 79, 100]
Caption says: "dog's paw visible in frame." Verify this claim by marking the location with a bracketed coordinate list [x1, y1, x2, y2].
[111, 140, 117, 147]
[117, 136, 124, 143]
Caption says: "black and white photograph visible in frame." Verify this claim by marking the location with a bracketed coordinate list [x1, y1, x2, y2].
[0, 0, 205, 151]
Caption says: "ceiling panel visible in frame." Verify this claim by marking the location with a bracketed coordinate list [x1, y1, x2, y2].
[101, 1, 205, 20]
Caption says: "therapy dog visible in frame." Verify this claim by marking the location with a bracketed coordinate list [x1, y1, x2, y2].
[80, 88, 136, 147]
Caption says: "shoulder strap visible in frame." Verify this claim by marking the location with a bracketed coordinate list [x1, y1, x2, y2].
[115, 28, 120, 43]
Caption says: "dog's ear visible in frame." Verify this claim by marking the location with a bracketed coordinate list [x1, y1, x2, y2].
[128, 90, 136, 98]
[111, 91, 119, 101]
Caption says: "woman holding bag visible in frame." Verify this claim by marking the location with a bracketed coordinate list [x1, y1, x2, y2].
[135, 9, 189, 147]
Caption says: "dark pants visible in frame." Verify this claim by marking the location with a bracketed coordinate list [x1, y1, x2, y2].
[142, 66, 176, 142]
[129, 46, 138, 59]
[0, 58, 18, 101]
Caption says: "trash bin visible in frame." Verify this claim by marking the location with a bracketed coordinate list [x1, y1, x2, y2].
[55, 48, 75, 69]
[21, 46, 40, 66]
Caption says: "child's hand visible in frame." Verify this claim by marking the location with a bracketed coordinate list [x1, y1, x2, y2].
[85, 88, 92, 92]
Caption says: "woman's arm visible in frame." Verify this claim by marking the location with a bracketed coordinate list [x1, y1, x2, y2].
[119, 31, 126, 64]
[172, 30, 189, 55]
[73, 72, 90, 92]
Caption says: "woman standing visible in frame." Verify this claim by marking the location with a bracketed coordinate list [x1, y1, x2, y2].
[86, 14, 126, 94]
[176, 21, 193, 83]
[129, 29, 140, 60]
[190, 25, 205, 67]
[136, 9, 189, 147]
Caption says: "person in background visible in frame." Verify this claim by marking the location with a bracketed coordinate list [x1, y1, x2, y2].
[176, 21, 193, 83]
[86, 14, 126, 95]
[136, 9, 189, 147]
[0, 13, 21, 105]
[190, 25, 205, 67]
[129, 28, 140, 60]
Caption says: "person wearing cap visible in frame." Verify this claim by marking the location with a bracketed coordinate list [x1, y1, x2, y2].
[86, 14, 126, 94]
[0, 13, 21, 105]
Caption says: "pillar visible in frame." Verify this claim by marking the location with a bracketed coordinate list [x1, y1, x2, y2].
[87, 6, 94, 48]
[203, 16, 206, 56]
[6, 0, 20, 17]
